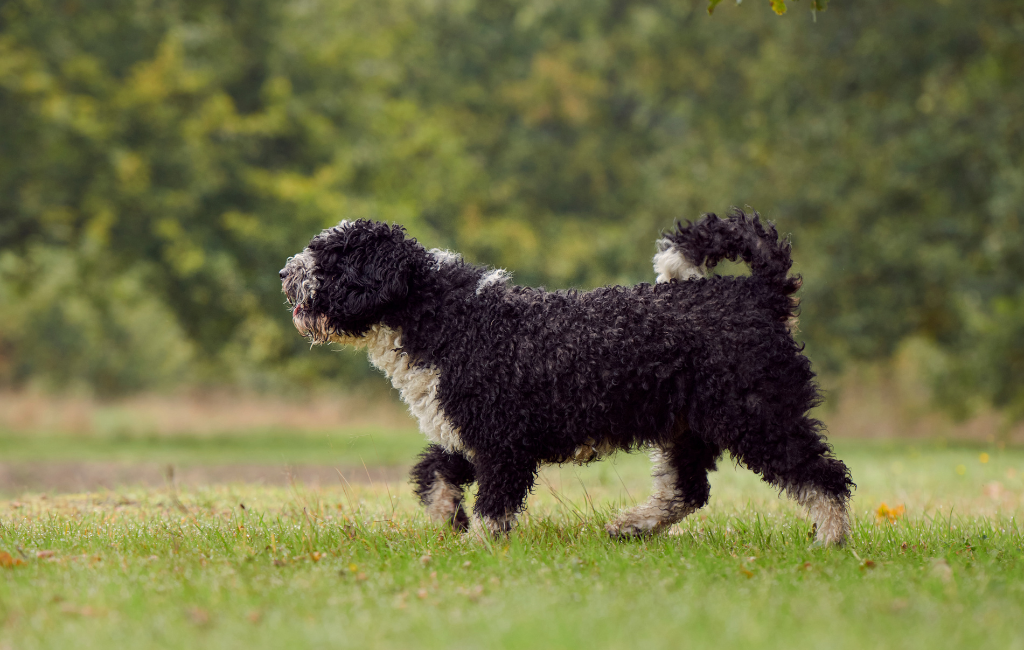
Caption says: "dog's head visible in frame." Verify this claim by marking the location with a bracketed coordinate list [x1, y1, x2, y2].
[280, 220, 423, 343]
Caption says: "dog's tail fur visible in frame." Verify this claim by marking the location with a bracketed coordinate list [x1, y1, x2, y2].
[654, 208, 802, 327]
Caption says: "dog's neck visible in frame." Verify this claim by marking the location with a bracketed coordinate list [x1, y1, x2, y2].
[338, 325, 466, 453]
[376, 257, 500, 358]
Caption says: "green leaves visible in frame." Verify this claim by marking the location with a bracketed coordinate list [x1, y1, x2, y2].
[0, 0, 1021, 423]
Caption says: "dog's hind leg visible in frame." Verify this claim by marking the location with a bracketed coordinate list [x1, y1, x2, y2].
[782, 470, 852, 547]
[606, 432, 720, 538]
[729, 416, 854, 546]
[410, 445, 476, 532]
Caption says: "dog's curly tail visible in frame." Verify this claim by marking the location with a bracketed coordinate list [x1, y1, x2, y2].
[655, 208, 800, 292]
[654, 208, 802, 327]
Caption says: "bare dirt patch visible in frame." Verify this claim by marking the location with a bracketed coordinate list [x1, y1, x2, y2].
[0, 461, 406, 495]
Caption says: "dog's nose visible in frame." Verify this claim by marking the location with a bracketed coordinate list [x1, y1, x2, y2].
[279, 268, 288, 279]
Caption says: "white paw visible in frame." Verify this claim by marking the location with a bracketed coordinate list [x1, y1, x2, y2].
[605, 512, 665, 538]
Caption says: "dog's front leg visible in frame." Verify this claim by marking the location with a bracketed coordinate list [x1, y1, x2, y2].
[470, 452, 537, 537]
[410, 445, 476, 532]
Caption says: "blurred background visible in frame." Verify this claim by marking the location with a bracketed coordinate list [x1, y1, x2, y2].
[1, 0, 1022, 492]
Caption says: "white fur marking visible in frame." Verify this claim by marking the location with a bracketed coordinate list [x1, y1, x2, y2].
[429, 248, 463, 268]
[653, 242, 705, 283]
[786, 485, 851, 546]
[424, 472, 463, 523]
[476, 268, 511, 294]
[471, 513, 515, 539]
[338, 326, 465, 453]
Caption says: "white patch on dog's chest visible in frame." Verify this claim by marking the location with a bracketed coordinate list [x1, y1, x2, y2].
[360, 326, 465, 453]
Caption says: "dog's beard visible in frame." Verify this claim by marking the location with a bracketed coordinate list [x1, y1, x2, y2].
[292, 308, 368, 347]
[293, 310, 332, 346]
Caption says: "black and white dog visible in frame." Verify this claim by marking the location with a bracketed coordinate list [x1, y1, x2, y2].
[280, 211, 854, 545]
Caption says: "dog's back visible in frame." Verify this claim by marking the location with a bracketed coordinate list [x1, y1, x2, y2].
[424, 257, 806, 461]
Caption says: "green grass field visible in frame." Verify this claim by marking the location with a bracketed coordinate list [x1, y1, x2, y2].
[1, 432, 1023, 649]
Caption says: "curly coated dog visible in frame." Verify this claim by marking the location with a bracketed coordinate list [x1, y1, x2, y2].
[279, 210, 854, 545]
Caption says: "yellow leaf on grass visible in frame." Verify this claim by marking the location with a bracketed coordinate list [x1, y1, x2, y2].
[876, 503, 906, 524]
[0, 551, 25, 568]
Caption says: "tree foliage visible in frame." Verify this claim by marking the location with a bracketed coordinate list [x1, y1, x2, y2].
[0, 0, 1021, 420]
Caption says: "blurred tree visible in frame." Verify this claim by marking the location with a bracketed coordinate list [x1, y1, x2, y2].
[0, 0, 1021, 422]
[0, 0, 380, 392]
[707, 0, 830, 17]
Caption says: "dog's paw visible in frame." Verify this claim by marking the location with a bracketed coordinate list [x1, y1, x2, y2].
[605, 514, 664, 539]
[808, 535, 847, 550]
[469, 514, 515, 541]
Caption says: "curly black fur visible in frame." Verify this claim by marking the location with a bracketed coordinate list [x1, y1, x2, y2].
[281, 210, 855, 543]
[662, 212, 800, 291]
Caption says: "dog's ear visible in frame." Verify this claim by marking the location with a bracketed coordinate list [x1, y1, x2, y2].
[312, 221, 419, 333]
[364, 226, 415, 308]
[336, 251, 412, 319]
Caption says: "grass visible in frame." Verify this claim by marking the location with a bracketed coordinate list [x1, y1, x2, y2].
[1, 438, 1024, 649]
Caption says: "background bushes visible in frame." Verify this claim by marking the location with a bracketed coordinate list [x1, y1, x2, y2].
[0, 0, 1021, 421]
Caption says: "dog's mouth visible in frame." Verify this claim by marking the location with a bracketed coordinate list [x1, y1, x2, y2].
[280, 248, 321, 327]
[290, 303, 370, 347]
[281, 268, 317, 339]
[283, 285, 305, 330]
[291, 303, 313, 338]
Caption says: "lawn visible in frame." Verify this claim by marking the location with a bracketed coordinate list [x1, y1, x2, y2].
[1, 434, 1022, 649]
